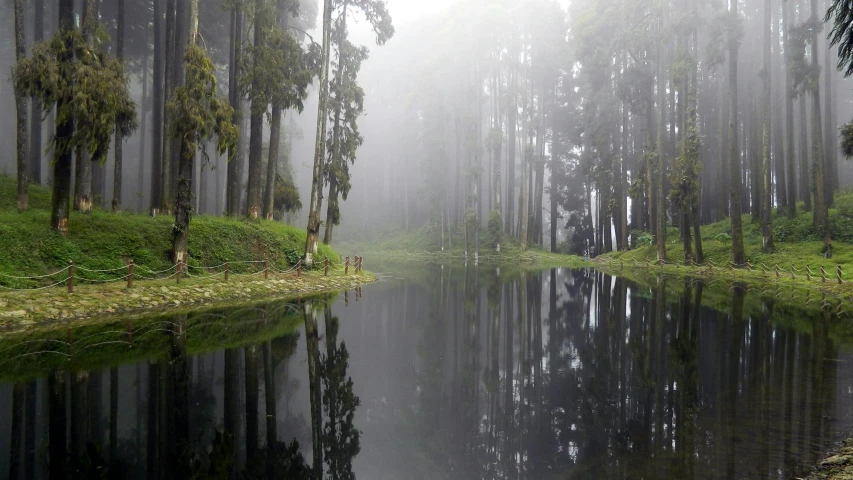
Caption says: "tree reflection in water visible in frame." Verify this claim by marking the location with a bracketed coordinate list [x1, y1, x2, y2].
[1, 298, 361, 480]
[2, 268, 852, 480]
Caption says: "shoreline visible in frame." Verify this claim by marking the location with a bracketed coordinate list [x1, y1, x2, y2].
[0, 269, 376, 329]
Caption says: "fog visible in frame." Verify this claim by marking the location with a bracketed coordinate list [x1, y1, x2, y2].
[2, 0, 853, 255]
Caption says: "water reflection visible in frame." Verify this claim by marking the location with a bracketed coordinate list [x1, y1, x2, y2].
[1, 267, 852, 479]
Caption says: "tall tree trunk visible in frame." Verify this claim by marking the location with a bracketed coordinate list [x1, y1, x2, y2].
[112, 0, 126, 213]
[762, 0, 774, 251]
[138, 34, 149, 212]
[29, 0, 44, 187]
[783, 0, 797, 218]
[73, 0, 99, 214]
[324, 1, 350, 245]
[810, 0, 830, 253]
[718, 60, 729, 220]
[160, 0, 176, 214]
[150, 0, 164, 214]
[171, 0, 197, 265]
[823, 0, 837, 204]
[505, 69, 516, 236]
[304, 0, 334, 265]
[656, 13, 667, 264]
[14, 0, 28, 212]
[729, 0, 746, 265]
[52, 0, 74, 233]
[799, 95, 811, 211]
[264, 107, 281, 220]
[246, 0, 267, 219]
[226, 4, 244, 216]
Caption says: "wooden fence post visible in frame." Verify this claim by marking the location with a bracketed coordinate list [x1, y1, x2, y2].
[264, 259, 269, 279]
[67, 261, 74, 294]
[324, 257, 329, 276]
[345, 256, 350, 275]
[297, 259, 302, 278]
[176, 261, 182, 284]
[838, 265, 844, 285]
[127, 260, 134, 289]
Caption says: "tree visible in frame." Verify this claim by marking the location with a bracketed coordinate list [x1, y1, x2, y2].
[168, 8, 238, 264]
[226, 0, 245, 217]
[761, 0, 775, 251]
[14, 0, 137, 233]
[112, 0, 127, 213]
[728, 0, 746, 265]
[29, 0, 44, 187]
[324, 8, 369, 245]
[242, 0, 315, 220]
[304, 0, 393, 263]
[151, 0, 165, 214]
[13, 0, 28, 212]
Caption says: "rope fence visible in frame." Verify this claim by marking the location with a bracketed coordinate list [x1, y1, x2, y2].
[591, 255, 847, 286]
[0, 254, 365, 293]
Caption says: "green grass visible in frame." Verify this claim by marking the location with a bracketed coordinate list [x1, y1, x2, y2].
[0, 176, 339, 288]
[605, 191, 853, 275]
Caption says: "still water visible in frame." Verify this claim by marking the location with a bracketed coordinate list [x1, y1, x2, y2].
[1, 266, 853, 479]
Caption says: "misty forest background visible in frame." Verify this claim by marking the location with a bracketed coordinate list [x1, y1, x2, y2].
[2, 0, 853, 262]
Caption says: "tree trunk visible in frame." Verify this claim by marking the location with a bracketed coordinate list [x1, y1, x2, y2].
[52, 0, 75, 233]
[761, 0, 774, 251]
[14, 0, 28, 212]
[150, 0, 164, 213]
[138, 32, 149, 212]
[656, 14, 667, 264]
[160, 0, 176, 214]
[226, 5, 244, 216]
[263, 106, 281, 220]
[304, 0, 334, 265]
[29, 0, 44, 187]
[823, 0, 837, 204]
[810, 0, 830, 253]
[112, 0, 126, 213]
[324, 2, 349, 245]
[170, 0, 197, 264]
[729, 0, 745, 265]
[783, 0, 797, 218]
[505, 69, 516, 236]
[247, 0, 267, 219]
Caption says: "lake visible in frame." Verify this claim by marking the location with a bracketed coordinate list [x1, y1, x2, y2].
[1, 265, 852, 479]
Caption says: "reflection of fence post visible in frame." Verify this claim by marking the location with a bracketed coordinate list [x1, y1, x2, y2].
[264, 259, 269, 279]
[128, 260, 134, 289]
[821, 266, 827, 283]
[838, 265, 844, 285]
[297, 259, 302, 278]
[225, 261, 229, 282]
[176, 261, 182, 284]
[324, 257, 329, 276]
[68, 261, 74, 294]
[345, 256, 350, 275]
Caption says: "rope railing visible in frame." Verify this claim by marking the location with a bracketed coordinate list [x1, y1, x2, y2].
[0, 253, 362, 293]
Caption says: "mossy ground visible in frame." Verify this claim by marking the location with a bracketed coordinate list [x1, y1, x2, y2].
[606, 191, 853, 278]
[0, 176, 341, 288]
[807, 440, 853, 480]
[0, 268, 375, 326]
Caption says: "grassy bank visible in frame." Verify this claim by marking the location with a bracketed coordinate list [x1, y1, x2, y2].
[0, 268, 375, 326]
[0, 176, 340, 289]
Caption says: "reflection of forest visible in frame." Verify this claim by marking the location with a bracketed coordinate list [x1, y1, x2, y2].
[1, 299, 360, 480]
[400, 267, 845, 480]
[1, 268, 850, 479]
